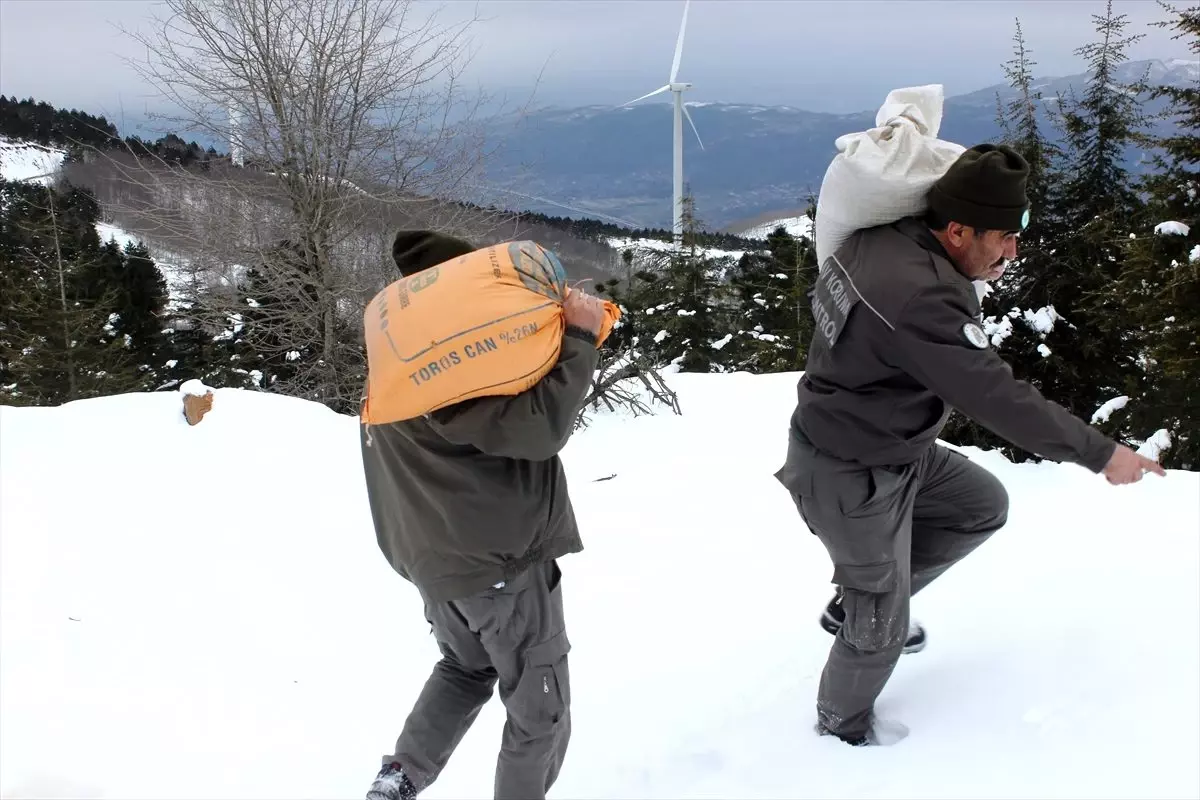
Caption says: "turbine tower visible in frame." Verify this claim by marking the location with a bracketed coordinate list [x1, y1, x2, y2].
[228, 99, 244, 168]
[622, 0, 704, 248]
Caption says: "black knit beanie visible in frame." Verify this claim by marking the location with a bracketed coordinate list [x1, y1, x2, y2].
[392, 230, 475, 277]
[928, 144, 1031, 233]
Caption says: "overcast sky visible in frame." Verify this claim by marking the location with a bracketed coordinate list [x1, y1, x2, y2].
[0, 0, 1189, 128]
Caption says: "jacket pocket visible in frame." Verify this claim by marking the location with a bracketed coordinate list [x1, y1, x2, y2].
[523, 631, 571, 726]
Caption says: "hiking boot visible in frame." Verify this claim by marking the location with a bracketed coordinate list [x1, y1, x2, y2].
[815, 716, 910, 747]
[366, 762, 418, 800]
[820, 588, 927, 654]
[815, 721, 869, 746]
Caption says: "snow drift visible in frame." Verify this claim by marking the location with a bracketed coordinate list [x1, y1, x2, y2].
[1, 373, 1197, 799]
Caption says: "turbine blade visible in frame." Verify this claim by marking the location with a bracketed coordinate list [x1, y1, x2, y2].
[622, 85, 671, 106]
[683, 102, 704, 150]
[670, 0, 690, 83]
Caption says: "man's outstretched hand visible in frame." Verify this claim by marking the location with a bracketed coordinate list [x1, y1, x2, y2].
[1102, 443, 1167, 485]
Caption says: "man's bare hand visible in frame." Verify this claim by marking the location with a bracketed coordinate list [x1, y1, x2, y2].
[1102, 443, 1167, 485]
[563, 289, 605, 339]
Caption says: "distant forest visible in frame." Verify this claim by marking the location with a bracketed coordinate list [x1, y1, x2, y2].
[1, 96, 219, 169]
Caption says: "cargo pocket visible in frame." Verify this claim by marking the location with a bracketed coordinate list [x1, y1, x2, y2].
[832, 561, 905, 652]
[832, 561, 897, 594]
[839, 465, 907, 520]
[523, 631, 571, 727]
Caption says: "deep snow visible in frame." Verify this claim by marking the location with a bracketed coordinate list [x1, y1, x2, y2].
[1, 373, 1198, 800]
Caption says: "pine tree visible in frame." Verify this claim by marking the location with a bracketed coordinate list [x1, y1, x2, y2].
[76, 240, 146, 394]
[0, 180, 142, 403]
[945, 7, 1151, 462]
[85, 238, 172, 390]
[220, 238, 366, 409]
[235, 240, 318, 393]
[158, 303, 260, 393]
[944, 20, 1072, 455]
[1052, 0, 1153, 447]
[727, 227, 795, 372]
[0, 180, 64, 401]
[116, 242, 169, 352]
[0, 179, 198, 402]
[1104, 1, 1199, 468]
[725, 219, 818, 373]
[629, 194, 733, 372]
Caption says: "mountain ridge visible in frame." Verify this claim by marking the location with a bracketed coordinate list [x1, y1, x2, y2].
[3, 57, 1192, 240]
[476, 57, 1195, 231]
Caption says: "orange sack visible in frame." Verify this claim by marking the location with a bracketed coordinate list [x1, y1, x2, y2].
[361, 240, 621, 425]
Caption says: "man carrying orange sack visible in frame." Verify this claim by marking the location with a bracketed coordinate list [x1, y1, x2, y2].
[361, 231, 607, 800]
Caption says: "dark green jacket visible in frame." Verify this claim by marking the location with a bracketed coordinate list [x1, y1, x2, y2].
[360, 328, 599, 602]
[780, 217, 1116, 480]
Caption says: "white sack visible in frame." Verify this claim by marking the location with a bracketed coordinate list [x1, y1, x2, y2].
[813, 84, 991, 305]
[814, 85, 963, 265]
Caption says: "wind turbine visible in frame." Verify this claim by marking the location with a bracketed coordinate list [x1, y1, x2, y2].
[228, 99, 244, 167]
[622, 0, 704, 248]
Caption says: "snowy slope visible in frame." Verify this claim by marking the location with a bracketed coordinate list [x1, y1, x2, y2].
[741, 214, 814, 242]
[92, 220, 192, 302]
[0, 136, 65, 185]
[1, 374, 1197, 800]
[605, 234, 749, 262]
[0, 136, 193, 301]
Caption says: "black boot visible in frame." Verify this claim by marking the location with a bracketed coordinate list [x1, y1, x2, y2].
[814, 721, 870, 746]
[820, 588, 927, 654]
[366, 762, 418, 800]
[815, 716, 910, 747]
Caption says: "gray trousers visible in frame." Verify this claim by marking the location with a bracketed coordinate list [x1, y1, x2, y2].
[389, 560, 571, 799]
[784, 436, 1009, 739]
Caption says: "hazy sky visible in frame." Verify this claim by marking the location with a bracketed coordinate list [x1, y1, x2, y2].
[0, 0, 1189, 129]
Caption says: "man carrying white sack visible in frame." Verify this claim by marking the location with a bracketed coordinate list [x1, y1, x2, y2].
[361, 231, 608, 799]
[774, 143, 1166, 747]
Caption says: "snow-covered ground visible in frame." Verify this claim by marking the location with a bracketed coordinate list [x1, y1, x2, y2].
[1, 372, 1196, 799]
[0, 136, 65, 185]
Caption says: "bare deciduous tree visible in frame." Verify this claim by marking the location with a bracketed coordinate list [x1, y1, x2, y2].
[103, 0, 511, 412]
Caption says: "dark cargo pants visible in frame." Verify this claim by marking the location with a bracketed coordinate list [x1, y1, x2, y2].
[388, 559, 572, 799]
[779, 434, 1009, 740]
